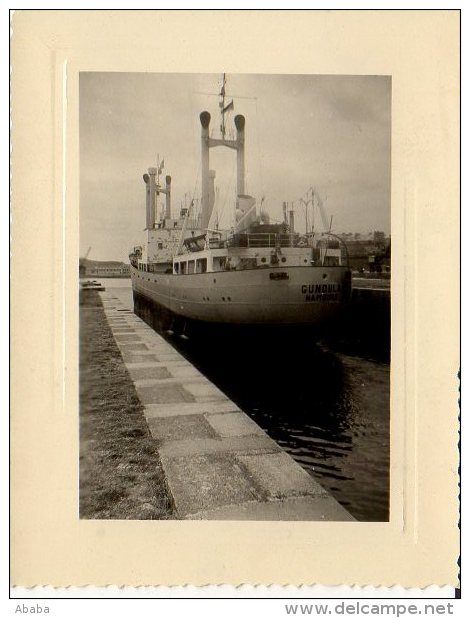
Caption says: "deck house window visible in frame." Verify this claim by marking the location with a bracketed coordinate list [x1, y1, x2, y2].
[196, 258, 207, 273]
[180, 261, 186, 274]
[188, 260, 195, 274]
[174, 263, 179, 274]
[213, 256, 227, 271]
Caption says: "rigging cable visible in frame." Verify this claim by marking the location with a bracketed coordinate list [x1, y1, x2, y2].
[216, 160, 236, 229]
[254, 96, 264, 213]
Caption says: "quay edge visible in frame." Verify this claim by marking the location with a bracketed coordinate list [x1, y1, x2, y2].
[99, 286, 355, 521]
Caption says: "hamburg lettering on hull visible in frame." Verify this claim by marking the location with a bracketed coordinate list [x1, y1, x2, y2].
[301, 283, 341, 302]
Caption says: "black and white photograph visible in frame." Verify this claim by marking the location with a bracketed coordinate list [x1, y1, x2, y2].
[79, 72, 391, 522]
[11, 7, 461, 598]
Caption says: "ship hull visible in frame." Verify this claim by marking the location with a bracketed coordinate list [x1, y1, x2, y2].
[130, 264, 351, 327]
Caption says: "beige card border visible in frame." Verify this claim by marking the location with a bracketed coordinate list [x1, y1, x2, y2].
[10, 10, 460, 587]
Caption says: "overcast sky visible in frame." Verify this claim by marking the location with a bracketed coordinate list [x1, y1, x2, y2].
[80, 73, 391, 262]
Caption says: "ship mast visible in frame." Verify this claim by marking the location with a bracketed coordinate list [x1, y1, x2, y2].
[199, 74, 245, 230]
[155, 154, 172, 222]
[155, 154, 163, 221]
[219, 73, 234, 140]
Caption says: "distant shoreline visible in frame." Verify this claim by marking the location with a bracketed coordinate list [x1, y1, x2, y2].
[79, 275, 130, 279]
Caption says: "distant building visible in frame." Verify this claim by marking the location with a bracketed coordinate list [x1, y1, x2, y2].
[336, 232, 391, 273]
[79, 259, 131, 278]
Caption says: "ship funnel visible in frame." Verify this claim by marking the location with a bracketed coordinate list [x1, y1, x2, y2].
[147, 167, 157, 230]
[235, 114, 245, 196]
[282, 201, 288, 224]
[165, 175, 171, 219]
[143, 173, 150, 229]
[200, 111, 212, 229]
[289, 207, 295, 233]
[200, 111, 211, 128]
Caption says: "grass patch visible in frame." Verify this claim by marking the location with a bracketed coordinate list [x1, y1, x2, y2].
[79, 290, 175, 519]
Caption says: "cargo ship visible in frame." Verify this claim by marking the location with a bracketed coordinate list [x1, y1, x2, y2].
[129, 79, 351, 331]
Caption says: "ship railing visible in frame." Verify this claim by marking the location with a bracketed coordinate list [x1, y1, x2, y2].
[228, 232, 298, 248]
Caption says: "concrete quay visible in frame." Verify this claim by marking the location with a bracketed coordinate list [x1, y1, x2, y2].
[100, 287, 354, 521]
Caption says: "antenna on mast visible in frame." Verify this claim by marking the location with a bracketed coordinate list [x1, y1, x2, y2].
[219, 73, 234, 140]
[156, 154, 165, 185]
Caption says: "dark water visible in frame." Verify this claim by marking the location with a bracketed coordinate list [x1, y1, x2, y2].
[134, 295, 390, 522]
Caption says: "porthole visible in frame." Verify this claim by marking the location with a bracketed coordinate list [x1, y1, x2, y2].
[322, 273, 328, 279]
[281, 257, 286, 263]
[227, 297, 231, 301]
[304, 259, 308, 263]
[222, 297, 226, 301]
[261, 257, 266, 263]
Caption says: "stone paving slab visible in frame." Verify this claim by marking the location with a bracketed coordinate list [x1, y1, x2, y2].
[132, 376, 206, 388]
[143, 338, 185, 347]
[143, 345, 186, 354]
[114, 334, 142, 342]
[183, 381, 228, 401]
[162, 453, 261, 516]
[125, 360, 188, 370]
[147, 351, 186, 362]
[143, 401, 242, 418]
[123, 353, 160, 365]
[191, 496, 355, 521]
[159, 435, 281, 459]
[147, 414, 217, 442]
[207, 412, 266, 438]
[237, 451, 327, 499]
[128, 324, 152, 329]
[99, 287, 355, 521]
[136, 383, 196, 405]
[162, 364, 201, 379]
[117, 343, 149, 352]
[128, 366, 172, 381]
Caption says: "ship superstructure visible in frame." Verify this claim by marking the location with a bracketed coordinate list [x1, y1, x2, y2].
[130, 77, 351, 328]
